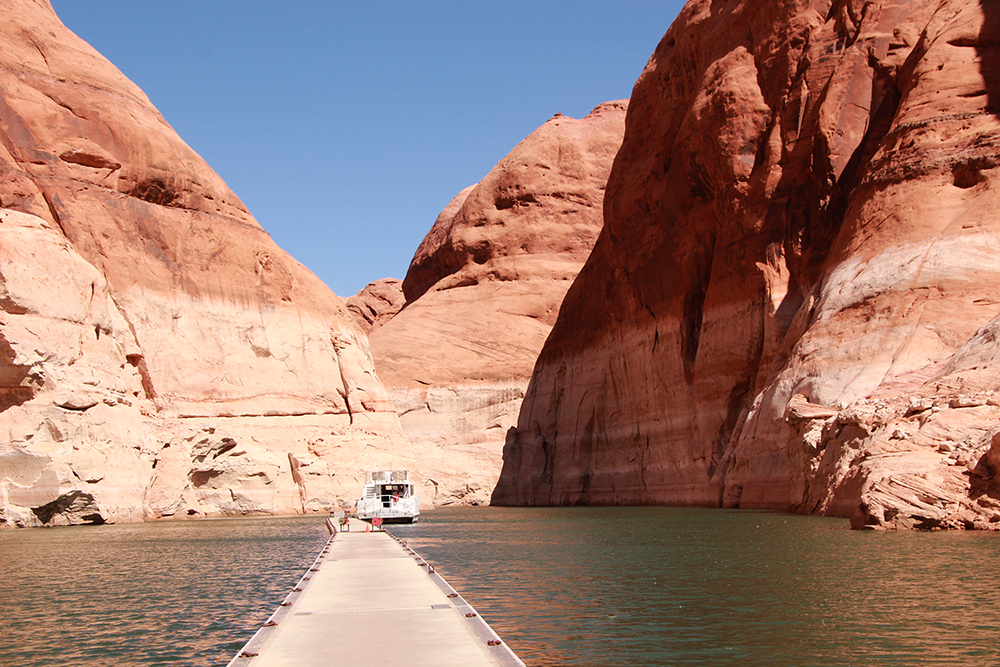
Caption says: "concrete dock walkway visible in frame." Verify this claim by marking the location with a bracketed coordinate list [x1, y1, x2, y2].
[227, 518, 524, 667]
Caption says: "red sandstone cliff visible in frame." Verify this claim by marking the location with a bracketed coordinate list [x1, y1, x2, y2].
[494, 0, 1000, 529]
[0, 0, 412, 526]
[356, 103, 627, 505]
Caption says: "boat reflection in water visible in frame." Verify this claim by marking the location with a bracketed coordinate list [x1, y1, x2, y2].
[355, 470, 420, 524]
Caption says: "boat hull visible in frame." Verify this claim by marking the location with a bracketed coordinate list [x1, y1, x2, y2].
[359, 515, 419, 524]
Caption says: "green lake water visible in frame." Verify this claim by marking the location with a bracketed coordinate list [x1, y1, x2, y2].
[392, 507, 1000, 666]
[2, 507, 999, 666]
[0, 515, 330, 666]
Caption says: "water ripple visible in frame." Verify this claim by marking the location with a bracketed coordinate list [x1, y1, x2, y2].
[0, 516, 328, 667]
[391, 507, 1000, 667]
[4, 508, 999, 666]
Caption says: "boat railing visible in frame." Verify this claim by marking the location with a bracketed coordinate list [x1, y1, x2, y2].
[365, 470, 411, 484]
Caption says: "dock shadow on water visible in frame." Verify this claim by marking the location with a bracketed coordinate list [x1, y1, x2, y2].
[0, 516, 329, 667]
[391, 507, 1000, 667]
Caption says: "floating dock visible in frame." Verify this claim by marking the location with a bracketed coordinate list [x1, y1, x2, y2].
[227, 518, 524, 667]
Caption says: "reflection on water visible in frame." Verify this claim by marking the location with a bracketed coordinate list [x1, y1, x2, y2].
[2, 508, 998, 666]
[390, 507, 1000, 667]
[0, 516, 329, 667]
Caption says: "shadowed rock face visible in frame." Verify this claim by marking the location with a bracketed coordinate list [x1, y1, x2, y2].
[494, 0, 1000, 529]
[0, 0, 413, 526]
[358, 102, 627, 506]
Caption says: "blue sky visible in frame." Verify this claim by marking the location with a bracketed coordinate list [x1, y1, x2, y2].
[51, 2, 684, 297]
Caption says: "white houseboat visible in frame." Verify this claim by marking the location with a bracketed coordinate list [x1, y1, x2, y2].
[356, 470, 420, 523]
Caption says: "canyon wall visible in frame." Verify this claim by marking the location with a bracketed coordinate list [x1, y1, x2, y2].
[354, 103, 626, 505]
[0, 0, 413, 526]
[494, 0, 1000, 529]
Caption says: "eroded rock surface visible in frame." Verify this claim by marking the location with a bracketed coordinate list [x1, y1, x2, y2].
[0, 0, 412, 526]
[494, 0, 1000, 529]
[362, 102, 627, 505]
[346, 278, 406, 335]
